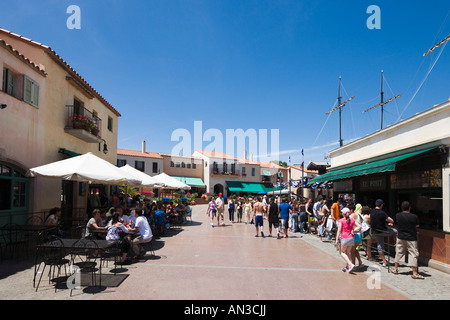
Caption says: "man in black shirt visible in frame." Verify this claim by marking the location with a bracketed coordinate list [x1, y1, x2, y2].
[370, 199, 397, 266]
[392, 201, 423, 279]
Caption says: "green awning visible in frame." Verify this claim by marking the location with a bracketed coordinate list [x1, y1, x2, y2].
[172, 176, 206, 187]
[262, 169, 272, 176]
[226, 181, 274, 193]
[58, 148, 81, 158]
[308, 148, 434, 184]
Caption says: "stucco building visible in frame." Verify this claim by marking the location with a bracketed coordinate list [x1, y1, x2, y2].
[0, 28, 121, 225]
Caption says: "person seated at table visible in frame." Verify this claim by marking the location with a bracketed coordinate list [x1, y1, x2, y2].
[85, 209, 107, 239]
[45, 207, 68, 238]
[106, 213, 132, 265]
[128, 209, 153, 259]
[176, 201, 186, 223]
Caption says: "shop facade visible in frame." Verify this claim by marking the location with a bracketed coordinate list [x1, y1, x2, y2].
[310, 100, 450, 268]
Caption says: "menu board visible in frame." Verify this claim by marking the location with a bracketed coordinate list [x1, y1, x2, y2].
[391, 169, 442, 189]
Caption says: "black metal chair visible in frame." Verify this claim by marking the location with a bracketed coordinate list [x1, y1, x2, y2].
[1, 223, 28, 260]
[34, 236, 70, 292]
[100, 241, 123, 272]
[69, 239, 100, 296]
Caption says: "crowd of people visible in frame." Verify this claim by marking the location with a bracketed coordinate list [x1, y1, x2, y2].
[205, 194, 423, 278]
[46, 191, 423, 277]
[45, 197, 192, 265]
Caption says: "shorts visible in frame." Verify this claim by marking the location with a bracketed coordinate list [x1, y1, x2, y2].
[254, 215, 263, 227]
[269, 220, 279, 229]
[280, 218, 289, 230]
[341, 237, 355, 247]
[395, 239, 419, 266]
[374, 227, 398, 252]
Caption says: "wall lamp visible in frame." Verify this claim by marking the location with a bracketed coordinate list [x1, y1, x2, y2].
[0, 104, 7, 110]
[99, 139, 108, 155]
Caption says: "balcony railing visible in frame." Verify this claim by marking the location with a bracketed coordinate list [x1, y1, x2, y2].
[65, 105, 102, 143]
[211, 167, 240, 176]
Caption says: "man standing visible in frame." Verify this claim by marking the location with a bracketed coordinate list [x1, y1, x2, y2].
[215, 193, 225, 226]
[370, 199, 397, 267]
[279, 198, 293, 238]
[253, 197, 266, 238]
[392, 201, 423, 279]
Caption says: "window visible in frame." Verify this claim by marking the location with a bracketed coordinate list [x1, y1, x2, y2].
[181, 162, 186, 168]
[252, 168, 255, 176]
[23, 75, 39, 108]
[117, 159, 127, 167]
[242, 167, 246, 175]
[135, 161, 145, 172]
[108, 117, 113, 132]
[152, 162, 158, 173]
[192, 163, 196, 169]
[176, 162, 180, 168]
[13, 181, 26, 207]
[187, 164, 191, 169]
[170, 161, 175, 167]
[2, 68, 16, 97]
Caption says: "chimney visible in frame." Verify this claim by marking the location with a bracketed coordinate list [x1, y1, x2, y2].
[142, 140, 146, 153]
[245, 150, 247, 160]
[251, 152, 253, 161]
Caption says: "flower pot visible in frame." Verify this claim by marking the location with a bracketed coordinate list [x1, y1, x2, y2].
[73, 122, 84, 129]
[91, 128, 99, 136]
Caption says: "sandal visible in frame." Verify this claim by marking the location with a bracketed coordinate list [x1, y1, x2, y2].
[412, 274, 424, 279]
[392, 269, 399, 275]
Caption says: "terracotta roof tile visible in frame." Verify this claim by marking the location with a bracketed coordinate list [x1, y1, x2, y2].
[0, 28, 120, 117]
[117, 148, 163, 159]
[0, 38, 47, 76]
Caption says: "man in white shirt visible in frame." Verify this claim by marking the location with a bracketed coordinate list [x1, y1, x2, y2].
[215, 193, 225, 226]
[129, 209, 153, 258]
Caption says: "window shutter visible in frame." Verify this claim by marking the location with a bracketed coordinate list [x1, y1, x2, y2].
[32, 82, 39, 107]
[23, 76, 39, 107]
[2, 68, 6, 92]
[23, 76, 32, 103]
[7, 70, 16, 96]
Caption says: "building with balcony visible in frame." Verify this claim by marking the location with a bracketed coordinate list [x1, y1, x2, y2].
[0, 28, 121, 224]
[192, 150, 288, 197]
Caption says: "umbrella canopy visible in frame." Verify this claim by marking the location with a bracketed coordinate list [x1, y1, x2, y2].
[152, 172, 191, 190]
[118, 165, 162, 187]
[28, 152, 141, 186]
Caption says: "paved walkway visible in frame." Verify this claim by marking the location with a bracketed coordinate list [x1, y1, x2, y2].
[1, 204, 449, 300]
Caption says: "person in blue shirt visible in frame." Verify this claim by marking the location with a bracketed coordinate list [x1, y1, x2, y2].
[279, 198, 293, 238]
[154, 203, 165, 236]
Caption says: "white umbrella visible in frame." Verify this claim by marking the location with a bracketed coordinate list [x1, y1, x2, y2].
[118, 164, 162, 187]
[153, 172, 191, 190]
[28, 152, 140, 185]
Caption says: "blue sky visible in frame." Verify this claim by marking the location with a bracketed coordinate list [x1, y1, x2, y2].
[2, 0, 450, 164]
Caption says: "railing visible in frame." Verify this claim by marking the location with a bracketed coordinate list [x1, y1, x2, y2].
[211, 167, 240, 176]
[65, 105, 102, 138]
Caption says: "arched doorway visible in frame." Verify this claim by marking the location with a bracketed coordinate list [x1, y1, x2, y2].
[213, 184, 224, 196]
[0, 162, 29, 226]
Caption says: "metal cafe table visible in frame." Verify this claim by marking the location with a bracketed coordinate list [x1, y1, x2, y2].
[35, 238, 119, 290]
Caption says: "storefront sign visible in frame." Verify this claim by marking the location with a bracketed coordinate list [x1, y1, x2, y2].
[360, 177, 386, 191]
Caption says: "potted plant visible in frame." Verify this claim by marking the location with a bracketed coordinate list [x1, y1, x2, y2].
[91, 124, 100, 136]
[69, 114, 90, 130]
